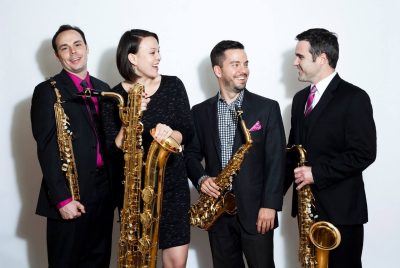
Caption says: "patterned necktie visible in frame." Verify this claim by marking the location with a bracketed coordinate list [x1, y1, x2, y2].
[304, 85, 317, 116]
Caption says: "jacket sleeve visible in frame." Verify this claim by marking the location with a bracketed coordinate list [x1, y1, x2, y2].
[260, 101, 286, 210]
[168, 77, 194, 145]
[184, 107, 207, 189]
[313, 90, 377, 189]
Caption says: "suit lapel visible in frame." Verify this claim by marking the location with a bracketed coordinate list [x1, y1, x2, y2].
[305, 74, 341, 140]
[297, 89, 309, 144]
[207, 94, 222, 163]
[233, 89, 250, 151]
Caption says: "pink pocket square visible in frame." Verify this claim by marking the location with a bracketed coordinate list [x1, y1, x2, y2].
[249, 121, 262, 132]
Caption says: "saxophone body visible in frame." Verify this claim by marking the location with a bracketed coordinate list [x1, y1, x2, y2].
[100, 84, 181, 268]
[190, 109, 253, 230]
[287, 145, 341, 268]
[51, 80, 80, 201]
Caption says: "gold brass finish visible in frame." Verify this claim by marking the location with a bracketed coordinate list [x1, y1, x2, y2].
[51, 79, 80, 201]
[189, 108, 252, 230]
[101, 84, 181, 268]
[287, 145, 341, 268]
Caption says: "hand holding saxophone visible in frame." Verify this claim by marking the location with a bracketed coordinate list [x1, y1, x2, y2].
[153, 123, 182, 144]
[200, 176, 220, 198]
[294, 165, 314, 190]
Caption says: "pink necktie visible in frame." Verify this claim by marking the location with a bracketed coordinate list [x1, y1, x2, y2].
[304, 85, 317, 116]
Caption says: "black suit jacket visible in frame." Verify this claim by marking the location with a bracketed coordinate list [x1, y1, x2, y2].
[185, 89, 286, 234]
[287, 74, 376, 225]
[31, 70, 111, 219]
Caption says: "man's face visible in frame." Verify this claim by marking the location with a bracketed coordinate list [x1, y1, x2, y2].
[215, 49, 249, 94]
[55, 29, 88, 78]
[293, 40, 321, 84]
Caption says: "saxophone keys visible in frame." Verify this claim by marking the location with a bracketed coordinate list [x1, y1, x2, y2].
[141, 187, 154, 203]
[61, 163, 68, 172]
[140, 211, 153, 229]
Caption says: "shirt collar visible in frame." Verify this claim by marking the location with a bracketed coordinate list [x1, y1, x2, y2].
[218, 89, 244, 109]
[313, 71, 337, 94]
[66, 71, 92, 92]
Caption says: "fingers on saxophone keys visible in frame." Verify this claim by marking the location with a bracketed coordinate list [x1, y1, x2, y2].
[296, 181, 306, 190]
[202, 183, 218, 198]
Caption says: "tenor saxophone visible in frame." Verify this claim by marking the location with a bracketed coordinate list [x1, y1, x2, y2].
[287, 145, 341, 268]
[51, 79, 80, 201]
[92, 84, 181, 268]
[190, 108, 253, 230]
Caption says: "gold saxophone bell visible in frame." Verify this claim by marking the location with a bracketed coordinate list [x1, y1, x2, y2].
[309, 221, 341, 268]
[287, 145, 341, 268]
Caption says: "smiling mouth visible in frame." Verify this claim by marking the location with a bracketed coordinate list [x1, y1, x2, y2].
[70, 57, 81, 64]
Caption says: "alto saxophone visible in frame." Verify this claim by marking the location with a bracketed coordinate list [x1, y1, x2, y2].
[88, 84, 181, 268]
[287, 145, 341, 268]
[190, 108, 253, 230]
[51, 79, 80, 201]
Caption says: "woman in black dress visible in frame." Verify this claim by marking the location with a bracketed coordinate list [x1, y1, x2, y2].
[101, 29, 193, 268]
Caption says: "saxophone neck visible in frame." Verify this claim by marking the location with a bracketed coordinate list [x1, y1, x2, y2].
[235, 106, 252, 145]
[287, 145, 307, 166]
[50, 79, 62, 103]
[101, 91, 125, 108]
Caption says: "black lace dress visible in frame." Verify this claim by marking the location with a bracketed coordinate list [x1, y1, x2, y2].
[101, 75, 193, 249]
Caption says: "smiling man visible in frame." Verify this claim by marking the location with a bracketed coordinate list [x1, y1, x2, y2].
[31, 25, 114, 267]
[286, 28, 376, 268]
[185, 40, 286, 268]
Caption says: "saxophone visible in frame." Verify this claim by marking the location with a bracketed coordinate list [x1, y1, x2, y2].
[190, 108, 253, 230]
[51, 79, 80, 201]
[88, 84, 181, 268]
[287, 145, 341, 268]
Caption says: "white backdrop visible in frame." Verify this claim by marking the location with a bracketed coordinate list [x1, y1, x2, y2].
[1, 0, 399, 267]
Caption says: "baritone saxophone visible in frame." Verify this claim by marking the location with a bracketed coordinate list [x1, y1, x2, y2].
[86, 84, 181, 268]
[190, 107, 252, 230]
[287, 145, 341, 268]
[51, 79, 80, 201]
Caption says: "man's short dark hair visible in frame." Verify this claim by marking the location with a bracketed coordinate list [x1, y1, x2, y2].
[116, 29, 159, 82]
[296, 28, 339, 68]
[210, 40, 245, 67]
[52, 25, 87, 54]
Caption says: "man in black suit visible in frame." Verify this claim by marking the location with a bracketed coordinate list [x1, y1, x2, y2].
[185, 40, 286, 268]
[286, 28, 376, 268]
[31, 25, 114, 267]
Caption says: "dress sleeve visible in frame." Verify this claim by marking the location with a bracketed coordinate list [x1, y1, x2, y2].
[169, 77, 194, 145]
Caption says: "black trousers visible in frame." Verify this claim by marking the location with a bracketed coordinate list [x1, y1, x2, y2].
[328, 224, 364, 268]
[47, 171, 114, 268]
[208, 214, 275, 268]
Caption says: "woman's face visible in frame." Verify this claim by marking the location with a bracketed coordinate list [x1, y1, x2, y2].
[129, 36, 161, 79]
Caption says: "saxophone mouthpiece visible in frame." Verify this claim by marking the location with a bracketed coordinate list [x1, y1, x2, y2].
[235, 105, 243, 117]
[76, 89, 102, 97]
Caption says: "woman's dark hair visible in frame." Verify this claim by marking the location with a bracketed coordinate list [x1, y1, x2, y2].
[116, 29, 159, 81]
